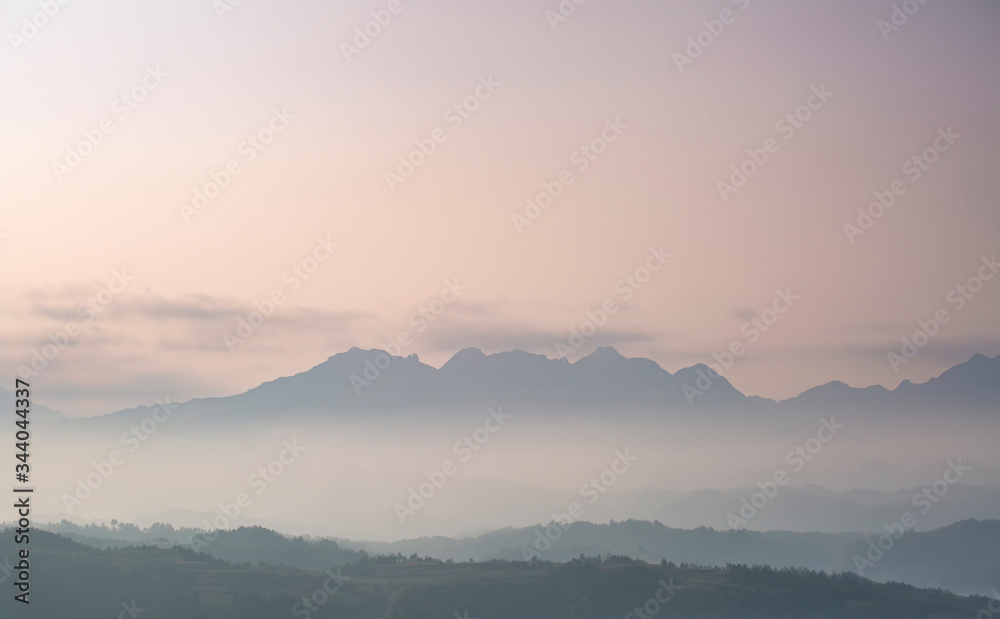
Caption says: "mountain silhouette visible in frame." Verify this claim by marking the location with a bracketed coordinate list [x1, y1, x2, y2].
[77, 348, 999, 422]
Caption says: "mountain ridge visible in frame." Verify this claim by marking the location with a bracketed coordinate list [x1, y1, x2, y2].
[56, 348, 1000, 421]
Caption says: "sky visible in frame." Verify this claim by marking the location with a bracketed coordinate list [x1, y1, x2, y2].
[1, 0, 999, 417]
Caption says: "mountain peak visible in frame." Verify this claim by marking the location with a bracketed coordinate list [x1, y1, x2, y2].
[577, 346, 626, 363]
[967, 352, 997, 366]
[329, 347, 379, 362]
[442, 347, 488, 368]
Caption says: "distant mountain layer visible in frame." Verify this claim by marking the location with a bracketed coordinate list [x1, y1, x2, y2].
[205, 346, 750, 412]
[34, 519, 1000, 598]
[788, 352, 1000, 411]
[91, 348, 999, 421]
[0, 386, 65, 422]
[347, 518, 1000, 596]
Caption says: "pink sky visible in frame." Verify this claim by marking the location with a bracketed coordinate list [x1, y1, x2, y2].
[1, 0, 998, 416]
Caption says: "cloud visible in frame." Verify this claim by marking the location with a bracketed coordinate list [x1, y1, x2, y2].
[766, 337, 1000, 361]
[14, 286, 377, 349]
[364, 296, 663, 359]
[421, 324, 658, 359]
[32, 368, 218, 417]
[834, 320, 913, 336]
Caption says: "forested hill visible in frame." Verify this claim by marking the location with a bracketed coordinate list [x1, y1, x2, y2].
[0, 529, 992, 618]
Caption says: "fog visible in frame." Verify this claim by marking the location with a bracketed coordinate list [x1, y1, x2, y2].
[27, 406, 1000, 540]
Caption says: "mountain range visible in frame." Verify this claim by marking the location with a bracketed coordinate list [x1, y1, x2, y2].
[38, 348, 998, 422]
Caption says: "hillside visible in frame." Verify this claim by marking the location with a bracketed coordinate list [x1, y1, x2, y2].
[0, 530, 991, 619]
[36, 518, 1000, 596]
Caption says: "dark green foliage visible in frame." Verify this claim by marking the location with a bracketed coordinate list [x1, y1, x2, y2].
[0, 529, 990, 618]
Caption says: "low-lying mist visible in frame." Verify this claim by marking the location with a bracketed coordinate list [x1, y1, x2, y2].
[28, 406, 1000, 540]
